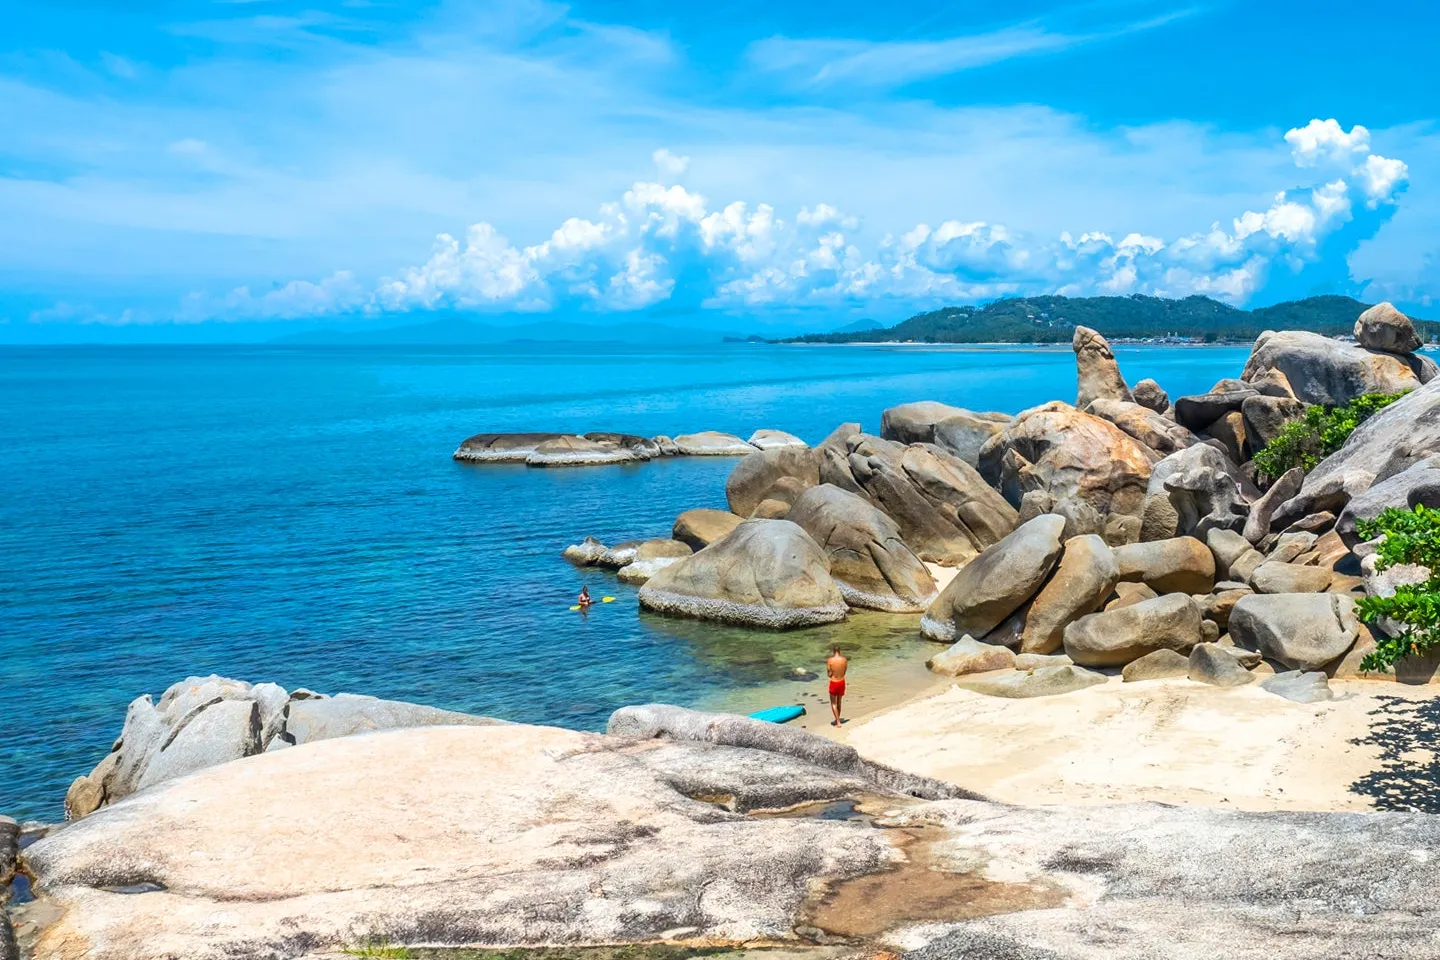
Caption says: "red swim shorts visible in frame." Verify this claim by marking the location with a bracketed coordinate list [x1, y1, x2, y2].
[829, 679, 846, 696]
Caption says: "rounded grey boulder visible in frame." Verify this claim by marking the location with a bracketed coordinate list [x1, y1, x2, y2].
[1229, 593, 1360, 671]
[638, 519, 848, 629]
[725, 446, 820, 518]
[672, 508, 743, 550]
[1355, 301, 1422, 354]
[1063, 594, 1204, 667]
[785, 484, 937, 612]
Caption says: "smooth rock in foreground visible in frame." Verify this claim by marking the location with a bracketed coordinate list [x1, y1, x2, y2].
[954, 664, 1108, 698]
[638, 519, 847, 628]
[1020, 534, 1119, 655]
[1261, 670, 1336, 703]
[1113, 536, 1216, 594]
[1121, 648, 1190, 682]
[1187, 643, 1255, 687]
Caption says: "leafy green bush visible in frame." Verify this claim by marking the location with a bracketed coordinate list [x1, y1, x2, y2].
[1355, 504, 1440, 672]
[1252, 391, 1408, 480]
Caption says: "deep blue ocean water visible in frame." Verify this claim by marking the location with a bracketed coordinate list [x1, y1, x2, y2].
[0, 341, 1250, 821]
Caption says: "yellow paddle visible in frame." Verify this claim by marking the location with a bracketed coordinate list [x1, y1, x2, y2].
[570, 597, 617, 610]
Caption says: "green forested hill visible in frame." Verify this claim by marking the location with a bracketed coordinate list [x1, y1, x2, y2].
[785, 294, 1438, 345]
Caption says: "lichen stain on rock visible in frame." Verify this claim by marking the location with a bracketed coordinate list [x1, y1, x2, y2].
[800, 829, 1067, 938]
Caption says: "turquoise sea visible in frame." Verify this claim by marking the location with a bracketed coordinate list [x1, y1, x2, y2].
[0, 341, 1251, 821]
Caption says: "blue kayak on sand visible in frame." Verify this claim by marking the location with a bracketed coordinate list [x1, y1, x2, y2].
[749, 704, 806, 724]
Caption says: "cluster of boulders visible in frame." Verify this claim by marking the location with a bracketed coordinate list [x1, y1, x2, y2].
[61, 675, 504, 820]
[563, 303, 1440, 688]
[453, 428, 804, 466]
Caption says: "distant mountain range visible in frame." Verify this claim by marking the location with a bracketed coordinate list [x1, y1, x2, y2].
[271, 316, 727, 346]
[780, 295, 1439, 345]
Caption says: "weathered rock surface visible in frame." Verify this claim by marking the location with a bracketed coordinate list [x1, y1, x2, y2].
[1187, 643, 1254, 687]
[746, 429, 807, 450]
[1014, 652, 1073, 670]
[920, 515, 1066, 643]
[596, 540, 643, 568]
[1205, 528, 1252, 574]
[1132, 377, 1170, 413]
[822, 434, 1019, 564]
[932, 411, 1014, 466]
[1173, 388, 1257, 432]
[638, 519, 847, 628]
[1020, 535, 1119, 655]
[1198, 587, 1251, 630]
[1144, 443, 1248, 540]
[978, 402, 1152, 529]
[1251, 560, 1332, 594]
[1112, 537, 1215, 594]
[673, 431, 757, 456]
[453, 431, 565, 462]
[725, 446, 820, 518]
[1276, 380, 1440, 532]
[1121, 648, 1190, 682]
[1106, 581, 1158, 611]
[672, 508, 743, 551]
[954, 663, 1108, 698]
[785, 484, 937, 612]
[1241, 329, 1432, 406]
[880, 402, 970, 445]
[1355, 301, 1423, 354]
[1228, 593, 1359, 671]
[1063, 594, 1204, 666]
[1073, 326, 1133, 408]
[62, 677, 503, 819]
[616, 539, 693, 584]
[1336, 455, 1440, 547]
[1244, 466, 1304, 543]
[1199, 410, 1247, 465]
[1241, 395, 1305, 456]
[1087, 398, 1199, 457]
[927, 636, 1017, 677]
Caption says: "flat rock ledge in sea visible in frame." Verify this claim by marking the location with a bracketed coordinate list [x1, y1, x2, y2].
[453, 429, 806, 466]
[14, 702, 1440, 960]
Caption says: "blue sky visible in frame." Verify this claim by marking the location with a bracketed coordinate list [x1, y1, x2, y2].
[4, 0, 1440, 341]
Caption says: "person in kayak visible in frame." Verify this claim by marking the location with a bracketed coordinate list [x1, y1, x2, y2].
[578, 585, 593, 608]
[826, 645, 848, 727]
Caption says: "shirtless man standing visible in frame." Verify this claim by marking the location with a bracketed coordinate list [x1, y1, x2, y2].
[825, 645, 848, 727]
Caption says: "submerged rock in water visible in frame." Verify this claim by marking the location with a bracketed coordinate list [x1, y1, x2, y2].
[638, 519, 847, 628]
[453, 431, 566, 462]
[673, 431, 757, 456]
[526, 435, 638, 467]
[563, 536, 608, 566]
[747, 429, 807, 450]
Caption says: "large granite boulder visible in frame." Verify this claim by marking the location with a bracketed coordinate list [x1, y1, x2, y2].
[1112, 537, 1215, 594]
[977, 402, 1153, 530]
[953, 663, 1108, 698]
[1143, 444, 1248, 540]
[638, 519, 847, 628]
[1073, 326, 1133, 408]
[785, 484, 937, 612]
[821, 434, 1019, 565]
[1187, 643, 1255, 687]
[1087, 398, 1199, 457]
[1273, 378, 1440, 529]
[1063, 594, 1205, 666]
[1241, 330, 1432, 406]
[672, 508, 744, 550]
[562, 536, 609, 565]
[725, 446, 820, 517]
[62, 677, 502, 819]
[920, 514, 1066, 643]
[1173, 388, 1257, 433]
[1020, 534, 1120, 654]
[1250, 561, 1332, 594]
[746, 429, 807, 450]
[1121, 648, 1190, 682]
[453, 432, 565, 462]
[1355, 301, 1423, 354]
[673, 431, 757, 456]
[616, 539, 694, 584]
[527, 435, 638, 466]
[880, 403, 1014, 463]
[1228, 593, 1360, 671]
[880, 401, 969, 445]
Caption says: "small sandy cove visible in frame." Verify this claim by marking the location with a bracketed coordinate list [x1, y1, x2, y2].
[831, 674, 1435, 812]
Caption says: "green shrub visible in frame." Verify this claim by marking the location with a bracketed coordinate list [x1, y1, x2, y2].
[1251, 391, 1408, 480]
[1355, 504, 1440, 672]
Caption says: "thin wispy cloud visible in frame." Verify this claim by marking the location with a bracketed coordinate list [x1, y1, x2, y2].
[746, 9, 1199, 90]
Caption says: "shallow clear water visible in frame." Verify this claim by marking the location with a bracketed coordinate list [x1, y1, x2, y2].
[0, 341, 1249, 820]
